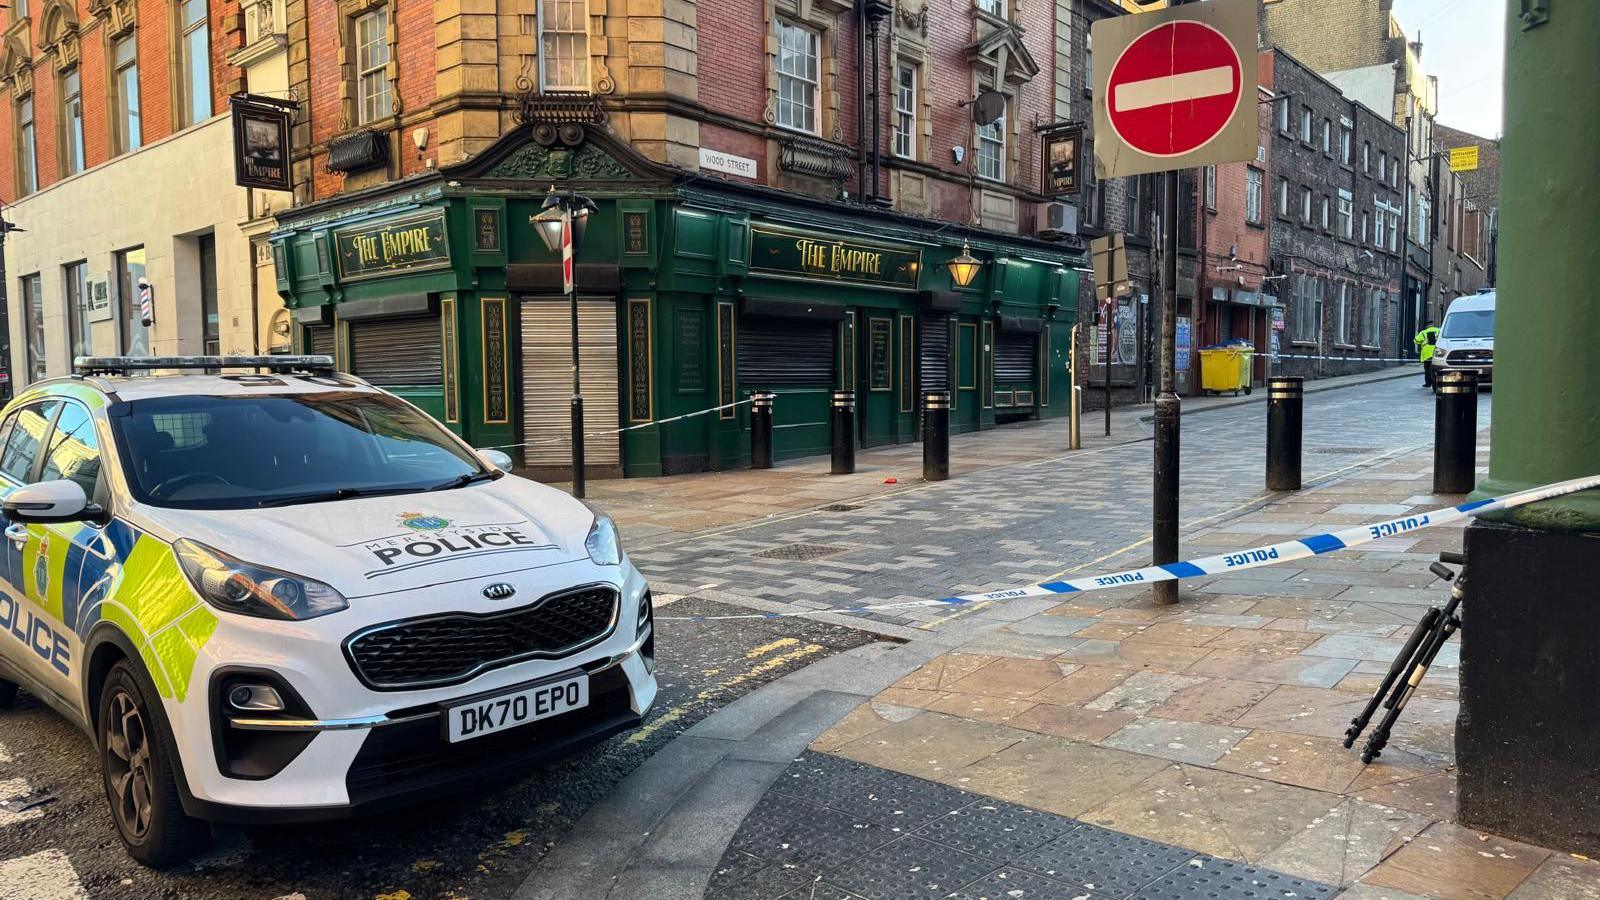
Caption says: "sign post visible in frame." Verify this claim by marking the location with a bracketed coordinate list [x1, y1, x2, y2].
[1093, 0, 1259, 604]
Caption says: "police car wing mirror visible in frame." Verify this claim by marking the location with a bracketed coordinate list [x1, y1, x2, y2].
[478, 448, 514, 472]
[2, 479, 102, 524]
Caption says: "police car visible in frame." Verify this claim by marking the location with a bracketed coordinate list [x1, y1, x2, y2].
[0, 356, 656, 867]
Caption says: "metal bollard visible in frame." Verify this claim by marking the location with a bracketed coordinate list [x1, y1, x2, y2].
[1266, 376, 1304, 491]
[1433, 369, 1479, 493]
[750, 392, 775, 470]
[923, 391, 951, 481]
[830, 390, 856, 475]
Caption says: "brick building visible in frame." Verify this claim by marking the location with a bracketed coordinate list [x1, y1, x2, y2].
[0, 0, 284, 394]
[265, 0, 1086, 479]
[1261, 0, 1439, 357]
[1261, 49, 1405, 380]
[1429, 122, 1496, 312]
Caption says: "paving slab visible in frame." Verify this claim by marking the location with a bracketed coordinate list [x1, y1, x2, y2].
[1359, 822, 1551, 900]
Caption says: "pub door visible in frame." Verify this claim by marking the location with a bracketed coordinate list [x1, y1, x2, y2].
[853, 308, 898, 448]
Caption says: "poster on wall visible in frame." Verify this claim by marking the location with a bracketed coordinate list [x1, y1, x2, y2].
[1175, 316, 1191, 373]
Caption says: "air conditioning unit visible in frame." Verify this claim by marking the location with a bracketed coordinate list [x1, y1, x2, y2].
[1036, 201, 1078, 238]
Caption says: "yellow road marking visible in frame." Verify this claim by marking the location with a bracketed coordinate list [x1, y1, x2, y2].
[747, 637, 799, 658]
[627, 643, 826, 744]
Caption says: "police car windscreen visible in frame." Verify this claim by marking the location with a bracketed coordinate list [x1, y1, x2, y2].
[1440, 309, 1493, 339]
[110, 391, 486, 509]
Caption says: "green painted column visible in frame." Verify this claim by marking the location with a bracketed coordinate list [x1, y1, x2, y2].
[1471, 2, 1600, 528]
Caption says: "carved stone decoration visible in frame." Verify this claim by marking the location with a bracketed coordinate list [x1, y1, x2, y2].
[762, 95, 778, 126]
[486, 141, 631, 181]
[39, 0, 80, 71]
[0, 36, 31, 97]
[101, 0, 139, 38]
[894, 0, 927, 36]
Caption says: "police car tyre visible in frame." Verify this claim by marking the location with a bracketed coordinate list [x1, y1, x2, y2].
[0, 679, 16, 708]
[98, 660, 210, 868]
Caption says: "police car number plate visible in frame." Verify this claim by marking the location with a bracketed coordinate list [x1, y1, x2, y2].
[444, 672, 589, 743]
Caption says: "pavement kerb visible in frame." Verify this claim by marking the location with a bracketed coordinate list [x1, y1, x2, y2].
[1138, 364, 1422, 423]
[516, 376, 1440, 900]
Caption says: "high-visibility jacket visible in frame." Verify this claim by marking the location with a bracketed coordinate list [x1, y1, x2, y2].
[1414, 326, 1441, 362]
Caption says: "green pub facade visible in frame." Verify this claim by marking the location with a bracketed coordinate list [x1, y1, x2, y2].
[270, 124, 1083, 478]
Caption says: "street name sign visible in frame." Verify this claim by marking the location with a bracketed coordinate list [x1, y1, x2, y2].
[1092, 0, 1259, 179]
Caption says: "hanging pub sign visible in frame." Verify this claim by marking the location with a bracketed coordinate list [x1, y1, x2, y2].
[748, 225, 922, 290]
[230, 94, 295, 192]
[1042, 127, 1083, 197]
[333, 209, 452, 280]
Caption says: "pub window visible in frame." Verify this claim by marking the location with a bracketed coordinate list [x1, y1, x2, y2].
[539, 0, 589, 91]
[775, 19, 819, 134]
[112, 35, 141, 154]
[893, 62, 916, 159]
[16, 97, 36, 195]
[177, 0, 212, 127]
[354, 8, 391, 124]
[975, 96, 1006, 181]
[64, 260, 90, 359]
[61, 68, 85, 174]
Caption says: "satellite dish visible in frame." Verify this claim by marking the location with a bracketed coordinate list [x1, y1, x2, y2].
[971, 91, 1006, 126]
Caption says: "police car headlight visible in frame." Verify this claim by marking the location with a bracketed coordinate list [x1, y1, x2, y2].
[585, 514, 622, 567]
[174, 539, 349, 621]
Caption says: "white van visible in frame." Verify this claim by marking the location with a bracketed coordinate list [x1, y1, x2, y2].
[1432, 290, 1495, 385]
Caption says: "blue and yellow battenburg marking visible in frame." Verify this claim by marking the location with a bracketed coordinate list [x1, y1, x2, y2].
[657, 474, 1600, 622]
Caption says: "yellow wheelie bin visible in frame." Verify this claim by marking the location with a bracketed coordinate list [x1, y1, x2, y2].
[1199, 342, 1253, 395]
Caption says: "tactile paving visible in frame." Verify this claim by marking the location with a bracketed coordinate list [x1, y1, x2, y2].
[1013, 823, 1198, 898]
[911, 800, 1080, 860]
[770, 752, 890, 807]
[821, 771, 977, 830]
[709, 859, 822, 900]
[945, 867, 1111, 899]
[726, 793, 895, 871]
[705, 850, 771, 894]
[822, 834, 999, 900]
[1137, 856, 1338, 900]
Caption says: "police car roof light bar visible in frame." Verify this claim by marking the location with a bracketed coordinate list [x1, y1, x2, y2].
[73, 355, 338, 376]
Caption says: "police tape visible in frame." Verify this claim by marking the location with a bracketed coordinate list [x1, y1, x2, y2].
[487, 397, 755, 451]
[655, 474, 1600, 622]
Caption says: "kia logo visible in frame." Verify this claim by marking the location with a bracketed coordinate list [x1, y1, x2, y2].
[482, 582, 517, 601]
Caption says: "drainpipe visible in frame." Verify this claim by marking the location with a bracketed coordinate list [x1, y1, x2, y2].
[856, 0, 869, 201]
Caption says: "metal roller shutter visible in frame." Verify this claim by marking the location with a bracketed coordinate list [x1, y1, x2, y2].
[348, 316, 442, 386]
[918, 313, 950, 393]
[994, 330, 1038, 381]
[736, 316, 835, 389]
[521, 298, 620, 467]
[307, 326, 335, 357]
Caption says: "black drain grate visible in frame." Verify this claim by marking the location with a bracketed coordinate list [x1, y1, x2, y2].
[1307, 447, 1383, 454]
[822, 504, 862, 512]
[755, 544, 853, 561]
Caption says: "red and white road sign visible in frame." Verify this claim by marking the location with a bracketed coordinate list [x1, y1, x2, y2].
[1106, 20, 1242, 158]
[1090, 0, 1259, 179]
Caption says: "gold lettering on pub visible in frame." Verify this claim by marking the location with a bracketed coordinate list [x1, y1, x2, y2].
[354, 225, 436, 267]
[794, 238, 883, 278]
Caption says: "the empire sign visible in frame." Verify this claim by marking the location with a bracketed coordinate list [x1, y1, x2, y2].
[749, 226, 922, 289]
[334, 210, 452, 280]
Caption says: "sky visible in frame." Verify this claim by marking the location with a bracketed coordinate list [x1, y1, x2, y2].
[1392, 0, 1506, 138]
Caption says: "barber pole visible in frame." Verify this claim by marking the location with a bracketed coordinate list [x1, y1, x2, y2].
[138, 279, 154, 327]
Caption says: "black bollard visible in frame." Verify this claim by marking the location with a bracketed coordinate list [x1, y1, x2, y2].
[1266, 376, 1304, 491]
[750, 392, 775, 470]
[923, 391, 950, 481]
[831, 390, 856, 475]
[1433, 369, 1479, 493]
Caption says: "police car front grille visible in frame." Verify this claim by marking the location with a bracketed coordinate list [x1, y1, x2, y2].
[1450, 349, 1493, 364]
[344, 585, 620, 690]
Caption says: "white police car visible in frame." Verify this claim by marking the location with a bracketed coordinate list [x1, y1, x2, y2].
[0, 356, 656, 866]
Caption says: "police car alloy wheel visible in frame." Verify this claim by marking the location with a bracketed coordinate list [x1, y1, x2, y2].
[0, 357, 659, 867]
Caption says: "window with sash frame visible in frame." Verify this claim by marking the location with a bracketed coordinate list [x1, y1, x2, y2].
[893, 63, 916, 159]
[775, 19, 819, 133]
[354, 9, 392, 123]
[540, 0, 590, 92]
[976, 99, 1006, 182]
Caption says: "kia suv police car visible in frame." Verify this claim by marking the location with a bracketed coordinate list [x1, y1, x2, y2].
[0, 356, 656, 867]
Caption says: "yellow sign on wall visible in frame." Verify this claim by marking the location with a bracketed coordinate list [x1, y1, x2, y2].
[1112, 0, 1170, 10]
[1449, 145, 1480, 172]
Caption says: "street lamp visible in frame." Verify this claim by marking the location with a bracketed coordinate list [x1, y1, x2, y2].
[946, 240, 983, 288]
[531, 186, 599, 499]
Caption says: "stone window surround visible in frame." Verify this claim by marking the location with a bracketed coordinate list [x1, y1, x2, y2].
[764, 0, 848, 143]
[968, 63, 1018, 187]
[889, 0, 931, 164]
[334, 0, 400, 133]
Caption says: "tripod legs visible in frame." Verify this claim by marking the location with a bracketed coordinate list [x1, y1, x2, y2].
[1360, 615, 1459, 763]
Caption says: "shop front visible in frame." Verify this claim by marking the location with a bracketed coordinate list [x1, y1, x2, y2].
[270, 123, 1082, 480]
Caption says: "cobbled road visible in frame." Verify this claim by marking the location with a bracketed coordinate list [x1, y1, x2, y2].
[0, 375, 1483, 899]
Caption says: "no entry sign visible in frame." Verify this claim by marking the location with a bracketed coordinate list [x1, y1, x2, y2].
[1092, 0, 1259, 179]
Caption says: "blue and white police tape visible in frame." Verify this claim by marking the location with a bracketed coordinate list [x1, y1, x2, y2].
[656, 474, 1600, 622]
